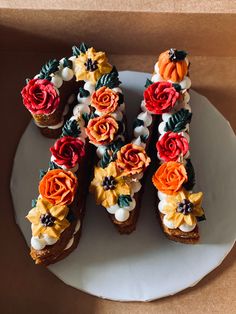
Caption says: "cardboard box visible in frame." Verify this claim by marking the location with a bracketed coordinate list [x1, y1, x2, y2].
[1, 2, 236, 313]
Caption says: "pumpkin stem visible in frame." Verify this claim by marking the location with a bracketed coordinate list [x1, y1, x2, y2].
[169, 49, 187, 62]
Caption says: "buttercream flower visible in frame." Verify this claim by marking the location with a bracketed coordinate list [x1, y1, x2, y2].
[26, 198, 70, 239]
[50, 136, 85, 169]
[157, 131, 189, 162]
[144, 81, 179, 114]
[152, 161, 187, 195]
[21, 78, 60, 115]
[91, 86, 119, 113]
[74, 47, 112, 84]
[86, 114, 119, 146]
[162, 189, 204, 228]
[89, 162, 131, 208]
[116, 143, 151, 175]
[39, 169, 77, 206]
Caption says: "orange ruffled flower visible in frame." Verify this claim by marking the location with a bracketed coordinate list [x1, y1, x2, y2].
[91, 86, 119, 114]
[116, 143, 151, 175]
[39, 169, 78, 206]
[152, 161, 187, 195]
[86, 114, 119, 146]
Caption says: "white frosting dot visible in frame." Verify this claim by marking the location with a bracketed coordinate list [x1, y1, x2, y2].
[163, 215, 176, 229]
[77, 93, 91, 105]
[134, 126, 149, 138]
[158, 191, 168, 200]
[137, 111, 152, 127]
[115, 208, 130, 222]
[183, 92, 190, 104]
[158, 200, 168, 214]
[158, 121, 166, 135]
[96, 146, 107, 158]
[180, 76, 191, 90]
[154, 62, 159, 74]
[179, 222, 196, 232]
[51, 75, 63, 88]
[73, 104, 90, 117]
[152, 73, 163, 83]
[162, 113, 172, 122]
[132, 136, 146, 148]
[123, 197, 136, 211]
[131, 181, 142, 194]
[107, 203, 120, 214]
[84, 81, 95, 94]
[61, 67, 74, 81]
[31, 236, 46, 250]
[43, 234, 58, 245]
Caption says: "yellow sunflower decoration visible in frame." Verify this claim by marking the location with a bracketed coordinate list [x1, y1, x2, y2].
[26, 198, 70, 239]
[90, 162, 131, 208]
[162, 189, 204, 228]
[74, 47, 112, 84]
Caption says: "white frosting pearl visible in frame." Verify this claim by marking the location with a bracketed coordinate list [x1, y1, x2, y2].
[106, 203, 120, 214]
[140, 100, 149, 113]
[112, 87, 122, 94]
[123, 197, 136, 211]
[163, 215, 176, 229]
[31, 236, 46, 250]
[152, 73, 163, 83]
[51, 74, 63, 88]
[134, 126, 149, 138]
[73, 104, 90, 117]
[132, 136, 146, 148]
[162, 112, 173, 122]
[137, 111, 152, 127]
[182, 131, 190, 143]
[179, 222, 196, 232]
[158, 191, 168, 201]
[180, 76, 191, 90]
[34, 74, 40, 79]
[183, 92, 190, 104]
[154, 62, 159, 74]
[64, 237, 74, 250]
[111, 110, 123, 121]
[132, 172, 144, 180]
[69, 56, 76, 62]
[84, 81, 95, 94]
[158, 200, 168, 214]
[158, 121, 166, 135]
[115, 208, 130, 222]
[61, 67, 74, 81]
[77, 93, 91, 105]
[74, 220, 81, 234]
[96, 146, 107, 158]
[43, 234, 58, 245]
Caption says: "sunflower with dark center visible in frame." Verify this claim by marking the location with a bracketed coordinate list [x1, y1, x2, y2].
[40, 213, 56, 227]
[90, 162, 131, 208]
[177, 199, 193, 215]
[84, 58, 98, 72]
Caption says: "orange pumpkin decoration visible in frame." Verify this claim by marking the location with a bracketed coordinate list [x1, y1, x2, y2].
[158, 49, 188, 83]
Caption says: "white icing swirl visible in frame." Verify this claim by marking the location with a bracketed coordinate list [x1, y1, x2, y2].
[134, 126, 149, 138]
[137, 111, 152, 127]
[131, 136, 146, 148]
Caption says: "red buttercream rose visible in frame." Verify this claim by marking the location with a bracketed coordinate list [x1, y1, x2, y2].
[50, 136, 85, 169]
[157, 131, 189, 162]
[143, 82, 179, 114]
[21, 78, 60, 115]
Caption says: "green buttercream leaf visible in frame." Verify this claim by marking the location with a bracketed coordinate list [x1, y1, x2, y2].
[95, 66, 121, 90]
[144, 78, 153, 88]
[183, 159, 195, 190]
[140, 134, 148, 142]
[82, 113, 90, 126]
[197, 214, 206, 222]
[118, 195, 132, 208]
[169, 48, 187, 61]
[61, 119, 80, 138]
[48, 161, 60, 170]
[72, 43, 88, 57]
[172, 83, 182, 92]
[39, 169, 47, 180]
[31, 199, 37, 207]
[164, 109, 192, 133]
[79, 87, 90, 98]
[133, 118, 144, 129]
[100, 139, 124, 168]
[63, 58, 73, 69]
[38, 59, 60, 80]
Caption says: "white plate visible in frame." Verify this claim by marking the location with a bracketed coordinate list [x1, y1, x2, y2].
[11, 71, 236, 301]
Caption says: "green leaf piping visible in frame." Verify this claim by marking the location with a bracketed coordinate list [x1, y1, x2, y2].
[133, 118, 144, 129]
[63, 58, 73, 69]
[38, 59, 60, 80]
[118, 195, 132, 208]
[144, 78, 153, 88]
[61, 119, 80, 138]
[72, 43, 88, 57]
[95, 66, 121, 90]
[31, 199, 37, 207]
[79, 87, 90, 98]
[39, 169, 47, 180]
[100, 139, 124, 168]
[164, 109, 192, 133]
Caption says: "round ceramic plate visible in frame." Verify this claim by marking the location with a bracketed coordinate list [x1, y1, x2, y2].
[11, 71, 236, 301]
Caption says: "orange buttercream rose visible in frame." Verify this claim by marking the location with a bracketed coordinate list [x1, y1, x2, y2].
[116, 143, 151, 175]
[39, 169, 77, 206]
[91, 86, 119, 114]
[152, 161, 188, 195]
[86, 114, 119, 146]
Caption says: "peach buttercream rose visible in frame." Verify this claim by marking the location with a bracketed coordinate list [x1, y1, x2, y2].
[152, 161, 188, 195]
[39, 169, 78, 206]
[85, 114, 119, 146]
[116, 143, 151, 175]
[91, 86, 119, 114]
